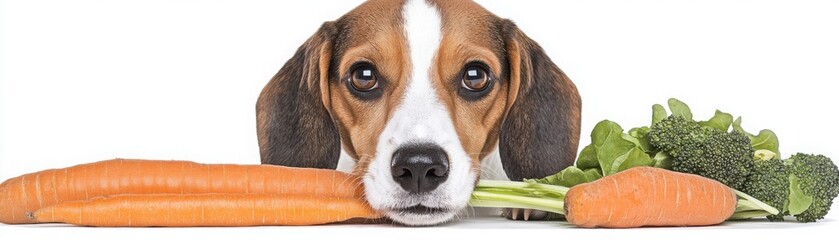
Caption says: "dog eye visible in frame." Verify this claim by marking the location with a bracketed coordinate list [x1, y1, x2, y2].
[349, 65, 378, 92]
[461, 65, 490, 92]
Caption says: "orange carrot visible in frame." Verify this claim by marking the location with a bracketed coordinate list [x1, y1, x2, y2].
[0, 159, 364, 224]
[32, 193, 381, 227]
[564, 167, 736, 228]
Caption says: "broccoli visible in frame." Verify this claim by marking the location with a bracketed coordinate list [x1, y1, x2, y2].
[785, 153, 839, 222]
[742, 158, 789, 221]
[649, 115, 755, 190]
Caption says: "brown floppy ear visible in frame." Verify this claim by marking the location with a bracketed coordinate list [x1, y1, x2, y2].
[498, 20, 582, 181]
[256, 22, 340, 169]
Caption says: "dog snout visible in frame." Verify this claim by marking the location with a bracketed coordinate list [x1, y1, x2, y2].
[391, 144, 449, 193]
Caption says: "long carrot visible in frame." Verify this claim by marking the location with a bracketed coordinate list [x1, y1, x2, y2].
[32, 194, 381, 227]
[564, 167, 737, 228]
[0, 159, 364, 224]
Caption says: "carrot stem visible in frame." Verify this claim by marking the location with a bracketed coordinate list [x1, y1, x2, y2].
[729, 210, 773, 220]
[476, 180, 568, 196]
[469, 180, 567, 214]
[470, 191, 564, 214]
[732, 189, 780, 215]
[736, 199, 763, 212]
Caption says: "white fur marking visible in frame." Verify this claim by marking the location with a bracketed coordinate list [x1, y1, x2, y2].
[480, 146, 510, 180]
[361, 0, 477, 226]
[336, 149, 356, 173]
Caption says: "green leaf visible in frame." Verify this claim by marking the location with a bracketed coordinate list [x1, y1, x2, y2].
[628, 127, 652, 153]
[732, 117, 781, 159]
[622, 133, 642, 148]
[788, 174, 814, 215]
[583, 168, 603, 182]
[527, 172, 560, 185]
[668, 98, 693, 121]
[575, 144, 599, 170]
[732, 116, 754, 137]
[612, 147, 654, 174]
[591, 120, 623, 147]
[591, 120, 637, 175]
[557, 167, 590, 187]
[699, 110, 734, 132]
[751, 129, 781, 159]
[653, 151, 673, 169]
[527, 166, 601, 188]
[652, 104, 667, 125]
[597, 142, 637, 175]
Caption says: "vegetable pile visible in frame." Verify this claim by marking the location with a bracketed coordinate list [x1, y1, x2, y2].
[470, 98, 839, 227]
[0, 159, 381, 226]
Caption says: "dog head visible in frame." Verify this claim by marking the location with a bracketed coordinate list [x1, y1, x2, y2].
[257, 0, 580, 226]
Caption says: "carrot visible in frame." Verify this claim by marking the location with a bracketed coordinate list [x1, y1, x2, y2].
[0, 159, 364, 224]
[564, 167, 736, 228]
[32, 193, 382, 227]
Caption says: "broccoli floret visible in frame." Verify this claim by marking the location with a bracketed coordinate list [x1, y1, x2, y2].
[649, 115, 755, 190]
[646, 116, 701, 155]
[785, 153, 839, 222]
[743, 158, 789, 221]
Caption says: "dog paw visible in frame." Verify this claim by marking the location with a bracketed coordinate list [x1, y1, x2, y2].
[501, 208, 552, 221]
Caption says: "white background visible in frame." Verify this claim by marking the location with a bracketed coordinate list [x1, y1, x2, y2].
[2, 0, 838, 239]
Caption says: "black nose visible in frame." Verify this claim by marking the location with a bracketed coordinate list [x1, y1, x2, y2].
[391, 144, 449, 193]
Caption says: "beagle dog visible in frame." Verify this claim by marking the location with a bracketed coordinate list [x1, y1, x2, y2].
[256, 0, 581, 226]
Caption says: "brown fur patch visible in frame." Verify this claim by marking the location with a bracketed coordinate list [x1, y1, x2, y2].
[428, 0, 511, 173]
[325, 0, 411, 175]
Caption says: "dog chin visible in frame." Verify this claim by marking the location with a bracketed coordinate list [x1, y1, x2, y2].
[363, 182, 475, 226]
[384, 206, 460, 226]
